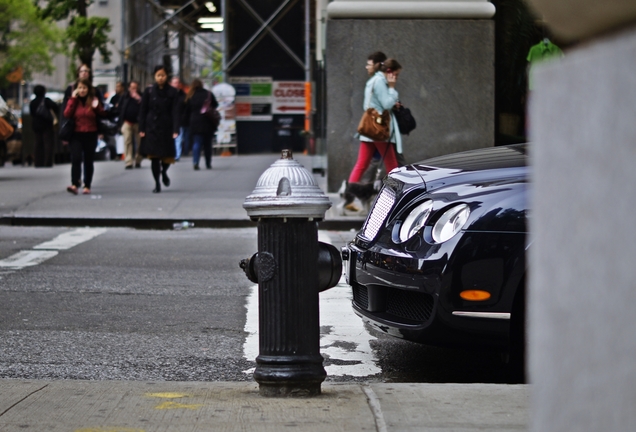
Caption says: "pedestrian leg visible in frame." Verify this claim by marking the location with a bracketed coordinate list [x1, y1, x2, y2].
[203, 133, 212, 169]
[43, 128, 54, 167]
[132, 123, 142, 167]
[175, 128, 183, 160]
[192, 134, 202, 170]
[69, 137, 83, 187]
[348, 141, 376, 183]
[161, 160, 170, 187]
[151, 158, 161, 193]
[81, 132, 97, 191]
[122, 122, 134, 167]
[34, 133, 45, 167]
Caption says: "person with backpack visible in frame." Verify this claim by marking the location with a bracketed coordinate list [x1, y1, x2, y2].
[183, 79, 219, 170]
[29, 85, 59, 167]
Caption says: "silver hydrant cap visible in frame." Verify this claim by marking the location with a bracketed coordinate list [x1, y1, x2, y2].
[243, 150, 332, 218]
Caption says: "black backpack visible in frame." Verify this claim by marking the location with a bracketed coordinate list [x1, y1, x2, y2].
[36, 98, 53, 123]
[393, 104, 416, 135]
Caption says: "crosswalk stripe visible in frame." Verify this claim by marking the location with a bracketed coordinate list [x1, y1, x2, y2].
[0, 250, 59, 269]
[33, 228, 108, 250]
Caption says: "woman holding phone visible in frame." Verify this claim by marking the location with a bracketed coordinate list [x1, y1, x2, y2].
[347, 58, 403, 185]
[63, 77, 106, 195]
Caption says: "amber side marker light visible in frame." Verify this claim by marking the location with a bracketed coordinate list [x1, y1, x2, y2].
[460, 290, 491, 301]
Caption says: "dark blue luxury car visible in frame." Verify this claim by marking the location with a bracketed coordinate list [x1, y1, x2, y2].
[342, 144, 528, 364]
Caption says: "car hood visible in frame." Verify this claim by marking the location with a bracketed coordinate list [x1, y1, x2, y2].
[387, 144, 528, 193]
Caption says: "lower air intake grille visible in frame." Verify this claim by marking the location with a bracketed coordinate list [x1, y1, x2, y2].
[386, 289, 434, 322]
[352, 285, 369, 309]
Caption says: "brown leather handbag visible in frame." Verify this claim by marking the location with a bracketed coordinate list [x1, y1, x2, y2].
[357, 107, 390, 141]
[0, 116, 14, 141]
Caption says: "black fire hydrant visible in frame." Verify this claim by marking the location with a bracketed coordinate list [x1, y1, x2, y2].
[240, 149, 342, 397]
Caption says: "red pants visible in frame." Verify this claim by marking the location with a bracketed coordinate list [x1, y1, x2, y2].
[348, 141, 398, 183]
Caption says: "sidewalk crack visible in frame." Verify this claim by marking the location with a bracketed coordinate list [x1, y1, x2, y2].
[361, 384, 387, 432]
[0, 383, 49, 417]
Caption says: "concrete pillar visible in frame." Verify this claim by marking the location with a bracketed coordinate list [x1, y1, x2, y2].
[527, 0, 636, 430]
[325, 0, 495, 191]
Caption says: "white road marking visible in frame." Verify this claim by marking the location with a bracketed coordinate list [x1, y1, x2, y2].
[242, 232, 380, 377]
[243, 284, 259, 366]
[0, 228, 108, 270]
[33, 228, 108, 250]
[0, 250, 59, 269]
[320, 278, 380, 377]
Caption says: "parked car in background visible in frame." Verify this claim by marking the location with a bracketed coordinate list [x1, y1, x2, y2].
[342, 144, 529, 380]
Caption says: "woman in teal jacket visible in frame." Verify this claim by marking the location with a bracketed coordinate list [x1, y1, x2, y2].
[348, 58, 403, 183]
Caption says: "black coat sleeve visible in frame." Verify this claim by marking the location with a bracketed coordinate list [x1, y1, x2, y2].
[139, 88, 150, 133]
[172, 89, 181, 134]
[45, 98, 59, 114]
[210, 91, 219, 109]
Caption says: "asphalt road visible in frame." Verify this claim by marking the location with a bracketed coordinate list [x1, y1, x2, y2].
[0, 226, 510, 384]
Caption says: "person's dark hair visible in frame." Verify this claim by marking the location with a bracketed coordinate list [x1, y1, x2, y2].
[33, 85, 46, 98]
[128, 80, 139, 89]
[185, 79, 203, 102]
[76, 77, 97, 108]
[380, 58, 402, 73]
[368, 51, 387, 65]
[76, 63, 92, 81]
[153, 65, 167, 75]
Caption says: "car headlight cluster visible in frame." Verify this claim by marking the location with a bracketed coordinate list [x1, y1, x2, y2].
[399, 201, 434, 242]
[431, 204, 470, 243]
[399, 202, 470, 244]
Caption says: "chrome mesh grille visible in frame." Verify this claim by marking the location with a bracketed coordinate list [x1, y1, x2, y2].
[361, 187, 396, 240]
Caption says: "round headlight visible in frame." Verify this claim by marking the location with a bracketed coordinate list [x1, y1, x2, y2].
[399, 200, 434, 242]
[431, 204, 470, 243]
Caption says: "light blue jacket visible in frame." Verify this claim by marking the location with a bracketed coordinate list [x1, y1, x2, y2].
[359, 72, 402, 153]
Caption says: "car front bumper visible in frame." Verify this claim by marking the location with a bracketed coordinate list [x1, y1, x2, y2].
[342, 235, 518, 348]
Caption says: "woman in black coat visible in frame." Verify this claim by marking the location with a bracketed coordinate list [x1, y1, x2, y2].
[139, 65, 180, 193]
[184, 79, 218, 170]
[29, 85, 59, 167]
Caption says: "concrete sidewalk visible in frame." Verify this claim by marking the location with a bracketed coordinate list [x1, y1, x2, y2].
[0, 154, 364, 230]
[0, 380, 528, 431]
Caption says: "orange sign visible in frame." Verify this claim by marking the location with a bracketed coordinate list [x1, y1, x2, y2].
[235, 103, 251, 117]
[6, 66, 23, 83]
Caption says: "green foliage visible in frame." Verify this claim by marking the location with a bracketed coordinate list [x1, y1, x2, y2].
[212, 50, 223, 82]
[40, 0, 112, 69]
[66, 16, 112, 66]
[0, 0, 64, 87]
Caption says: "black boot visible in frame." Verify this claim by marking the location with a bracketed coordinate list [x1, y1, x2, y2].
[161, 161, 170, 187]
[151, 159, 161, 193]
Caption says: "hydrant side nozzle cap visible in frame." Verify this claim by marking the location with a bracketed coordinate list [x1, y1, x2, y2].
[243, 152, 331, 218]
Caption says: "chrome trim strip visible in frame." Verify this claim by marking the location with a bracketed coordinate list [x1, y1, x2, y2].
[452, 311, 511, 320]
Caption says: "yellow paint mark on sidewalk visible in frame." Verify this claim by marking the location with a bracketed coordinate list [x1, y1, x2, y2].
[155, 401, 203, 410]
[145, 392, 190, 399]
[75, 428, 145, 432]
